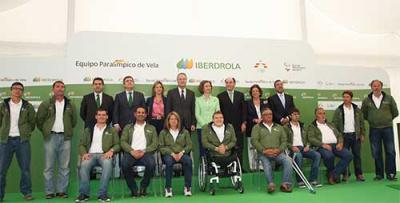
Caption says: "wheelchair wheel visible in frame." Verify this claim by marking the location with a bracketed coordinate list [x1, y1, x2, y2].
[236, 181, 244, 193]
[209, 188, 216, 195]
[198, 156, 207, 192]
[230, 157, 243, 187]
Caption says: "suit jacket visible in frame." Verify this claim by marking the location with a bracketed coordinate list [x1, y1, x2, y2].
[166, 88, 196, 130]
[267, 93, 295, 124]
[146, 96, 167, 120]
[80, 92, 114, 128]
[245, 98, 269, 137]
[112, 91, 145, 129]
[217, 90, 246, 132]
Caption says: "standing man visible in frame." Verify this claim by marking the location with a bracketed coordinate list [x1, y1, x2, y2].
[267, 80, 295, 125]
[120, 106, 158, 197]
[0, 82, 36, 202]
[217, 77, 246, 169]
[361, 80, 398, 181]
[36, 81, 77, 199]
[75, 108, 120, 202]
[333, 90, 365, 181]
[80, 77, 114, 128]
[113, 76, 145, 132]
[166, 73, 196, 132]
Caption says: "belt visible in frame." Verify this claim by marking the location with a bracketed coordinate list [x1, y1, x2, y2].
[51, 131, 64, 134]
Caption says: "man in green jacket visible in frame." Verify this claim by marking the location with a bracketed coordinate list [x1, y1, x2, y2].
[251, 108, 292, 193]
[120, 106, 158, 197]
[332, 90, 365, 181]
[36, 81, 77, 199]
[75, 108, 120, 202]
[307, 107, 352, 185]
[361, 80, 398, 181]
[0, 82, 36, 202]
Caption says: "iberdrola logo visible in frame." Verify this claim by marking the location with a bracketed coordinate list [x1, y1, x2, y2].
[177, 58, 194, 69]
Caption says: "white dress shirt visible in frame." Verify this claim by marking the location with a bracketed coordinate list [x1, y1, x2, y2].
[9, 100, 22, 137]
[317, 122, 337, 144]
[131, 122, 147, 151]
[89, 124, 106, 153]
[178, 87, 186, 99]
[51, 99, 65, 132]
[212, 124, 225, 143]
[255, 104, 261, 119]
[372, 94, 383, 109]
[291, 122, 303, 147]
[343, 104, 355, 133]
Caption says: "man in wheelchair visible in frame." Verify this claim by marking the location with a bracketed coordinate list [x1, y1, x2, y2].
[200, 111, 244, 195]
[251, 108, 293, 193]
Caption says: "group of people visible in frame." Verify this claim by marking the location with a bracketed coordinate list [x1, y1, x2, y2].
[0, 73, 398, 202]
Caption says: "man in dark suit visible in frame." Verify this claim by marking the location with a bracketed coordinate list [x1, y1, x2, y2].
[113, 76, 145, 132]
[217, 77, 247, 168]
[166, 73, 196, 132]
[267, 80, 295, 125]
[80, 77, 114, 128]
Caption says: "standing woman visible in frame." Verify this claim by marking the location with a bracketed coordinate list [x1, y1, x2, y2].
[195, 80, 220, 157]
[246, 84, 269, 171]
[146, 81, 167, 135]
[159, 112, 193, 197]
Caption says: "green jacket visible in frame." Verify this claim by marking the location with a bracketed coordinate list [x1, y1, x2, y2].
[79, 125, 120, 156]
[251, 123, 287, 153]
[36, 96, 77, 140]
[0, 98, 36, 143]
[201, 123, 236, 158]
[361, 92, 398, 128]
[284, 122, 308, 148]
[159, 128, 192, 155]
[332, 103, 365, 138]
[120, 123, 158, 154]
[307, 120, 343, 148]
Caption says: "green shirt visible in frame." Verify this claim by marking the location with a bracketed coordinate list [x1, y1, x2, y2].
[195, 95, 220, 129]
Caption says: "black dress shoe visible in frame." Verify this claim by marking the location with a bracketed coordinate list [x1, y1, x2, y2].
[140, 188, 147, 196]
[131, 189, 139, 197]
[373, 176, 384, 181]
[387, 174, 397, 181]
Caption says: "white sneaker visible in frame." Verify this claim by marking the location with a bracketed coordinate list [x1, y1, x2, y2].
[184, 187, 192, 196]
[165, 188, 173, 198]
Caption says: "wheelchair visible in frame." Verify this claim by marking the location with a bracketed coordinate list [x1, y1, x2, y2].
[198, 151, 244, 195]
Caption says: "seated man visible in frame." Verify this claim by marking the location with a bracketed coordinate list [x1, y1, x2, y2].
[307, 107, 353, 185]
[201, 111, 237, 172]
[251, 108, 292, 193]
[120, 106, 158, 197]
[76, 108, 120, 202]
[284, 108, 321, 188]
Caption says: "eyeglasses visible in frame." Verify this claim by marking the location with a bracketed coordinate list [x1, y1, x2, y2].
[11, 87, 24, 91]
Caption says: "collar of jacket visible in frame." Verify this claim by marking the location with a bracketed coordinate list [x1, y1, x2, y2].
[49, 96, 71, 112]
[368, 91, 386, 102]
[3, 97, 29, 111]
[287, 121, 304, 131]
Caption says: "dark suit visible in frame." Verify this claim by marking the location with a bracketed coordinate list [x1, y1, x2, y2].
[113, 91, 145, 130]
[245, 98, 269, 137]
[267, 93, 295, 124]
[166, 88, 196, 131]
[80, 92, 114, 128]
[217, 90, 246, 166]
[146, 96, 167, 134]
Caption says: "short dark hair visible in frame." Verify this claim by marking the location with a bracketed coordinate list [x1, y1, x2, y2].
[274, 80, 282, 88]
[249, 84, 263, 98]
[198, 80, 212, 94]
[10, 82, 24, 91]
[52, 80, 64, 88]
[314, 107, 324, 114]
[212, 111, 224, 118]
[92, 77, 104, 85]
[370, 80, 383, 87]
[289, 107, 300, 115]
[134, 105, 147, 113]
[123, 76, 134, 84]
[342, 90, 353, 98]
[177, 72, 187, 79]
[96, 108, 108, 115]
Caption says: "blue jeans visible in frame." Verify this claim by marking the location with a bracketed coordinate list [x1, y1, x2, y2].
[162, 154, 192, 188]
[369, 127, 397, 178]
[291, 146, 321, 182]
[317, 144, 353, 178]
[121, 153, 155, 192]
[343, 133, 363, 176]
[0, 137, 31, 199]
[79, 154, 113, 196]
[258, 152, 292, 185]
[43, 133, 71, 194]
[197, 129, 206, 157]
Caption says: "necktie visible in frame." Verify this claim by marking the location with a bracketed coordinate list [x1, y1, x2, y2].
[96, 94, 101, 107]
[128, 92, 133, 107]
[279, 94, 285, 108]
[229, 91, 234, 103]
[180, 89, 185, 100]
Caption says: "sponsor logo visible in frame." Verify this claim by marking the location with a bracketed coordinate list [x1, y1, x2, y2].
[177, 58, 241, 70]
[33, 77, 62, 83]
[75, 59, 160, 69]
[283, 62, 306, 72]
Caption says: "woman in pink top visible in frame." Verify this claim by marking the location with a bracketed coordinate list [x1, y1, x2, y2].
[146, 81, 167, 135]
